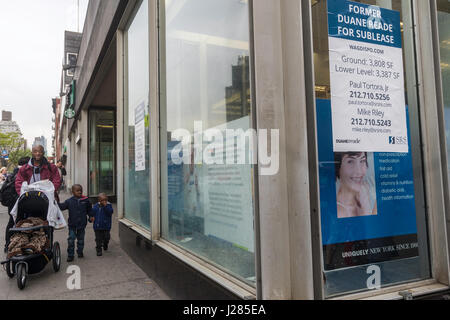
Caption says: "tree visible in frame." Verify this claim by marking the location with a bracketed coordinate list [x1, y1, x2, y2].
[8, 149, 32, 171]
[0, 131, 28, 171]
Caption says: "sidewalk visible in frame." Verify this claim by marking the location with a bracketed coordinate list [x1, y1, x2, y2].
[0, 192, 170, 300]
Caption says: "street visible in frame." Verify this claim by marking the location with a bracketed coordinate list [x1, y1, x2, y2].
[0, 192, 170, 300]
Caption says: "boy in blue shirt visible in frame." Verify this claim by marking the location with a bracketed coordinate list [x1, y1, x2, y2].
[58, 184, 93, 262]
[92, 193, 113, 256]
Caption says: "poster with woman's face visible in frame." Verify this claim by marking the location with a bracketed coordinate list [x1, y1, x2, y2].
[335, 152, 377, 219]
[316, 99, 419, 271]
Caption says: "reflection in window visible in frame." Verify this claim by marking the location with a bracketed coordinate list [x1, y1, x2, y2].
[89, 110, 115, 196]
[124, 0, 150, 229]
[160, 0, 256, 285]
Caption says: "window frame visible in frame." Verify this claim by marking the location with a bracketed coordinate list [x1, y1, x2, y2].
[302, 0, 450, 299]
[87, 107, 117, 198]
[431, 0, 450, 262]
[114, 0, 450, 300]
[155, 0, 261, 296]
[118, 0, 152, 232]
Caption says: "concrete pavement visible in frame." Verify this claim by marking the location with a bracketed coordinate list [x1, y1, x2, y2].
[0, 192, 170, 300]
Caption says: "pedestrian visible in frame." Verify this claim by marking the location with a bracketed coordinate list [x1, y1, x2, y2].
[58, 184, 94, 262]
[12, 157, 30, 176]
[0, 167, 7, 184]
[91, 193, 113, 256]
[2, 157, 30, 253]
[15, 145, 61, 196]
[55, 160, 67, 191]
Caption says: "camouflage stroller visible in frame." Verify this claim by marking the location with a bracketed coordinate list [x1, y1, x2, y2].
[1, 190, 61, 289]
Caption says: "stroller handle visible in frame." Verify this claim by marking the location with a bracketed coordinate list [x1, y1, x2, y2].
[9, 225, 52, 234]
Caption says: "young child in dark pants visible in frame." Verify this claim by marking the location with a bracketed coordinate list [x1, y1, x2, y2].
[58, 184, 93, 262]
[92, 193, 113, 256]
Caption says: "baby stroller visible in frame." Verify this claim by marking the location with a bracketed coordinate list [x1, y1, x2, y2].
[1, 190, 61, 290]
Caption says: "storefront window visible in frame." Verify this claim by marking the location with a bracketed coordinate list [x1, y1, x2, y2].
[89, 109, 115, 197]
[312, 0, 430, 297]
[437, 1, 450, 184]
[123, 0, 150, 229]
[159, 0, 256, 285]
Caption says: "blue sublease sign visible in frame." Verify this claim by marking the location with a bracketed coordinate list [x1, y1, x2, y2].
[327, 0, 402, 48]
[318, 1, 418, 271]
[327, 0, 408, 153]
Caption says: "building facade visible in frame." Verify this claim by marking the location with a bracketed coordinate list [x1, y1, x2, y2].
[52, 31, 82, 186]
[32, 136, 48, 155]
[55, 0, 450, 300]
[2, 111, 12, 122]
[0, 110, 22, 135]
[51, 98, 62, 161]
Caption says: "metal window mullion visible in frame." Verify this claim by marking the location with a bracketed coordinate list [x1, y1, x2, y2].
[248, 0, 263, 300]
[301, 0, 325, 300]
[149, 0, 161, 241]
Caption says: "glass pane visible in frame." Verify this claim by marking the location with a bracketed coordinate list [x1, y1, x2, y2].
[437, 1, 450, 185]
[124, 0, 150, 229]
[312, 0, 430, 297]
[159, 0, 256, 285]
[89, 110, 115, 196]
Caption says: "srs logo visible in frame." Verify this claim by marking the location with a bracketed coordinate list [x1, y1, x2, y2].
[389, 136, 407, 145]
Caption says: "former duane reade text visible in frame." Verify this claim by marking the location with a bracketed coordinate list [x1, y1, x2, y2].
[336, 4, 396, 44]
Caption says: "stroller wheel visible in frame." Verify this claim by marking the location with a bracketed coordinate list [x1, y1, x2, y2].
[5, 261, 14, 279]
[16, 263, 27, 290]
[52, 242, 61, 272]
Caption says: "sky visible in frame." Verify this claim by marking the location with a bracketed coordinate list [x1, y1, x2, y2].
[0, 0, 88, 155]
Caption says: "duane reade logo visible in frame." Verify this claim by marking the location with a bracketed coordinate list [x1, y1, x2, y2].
[170, 121, 279, 176]
[336, 138, 361, 145]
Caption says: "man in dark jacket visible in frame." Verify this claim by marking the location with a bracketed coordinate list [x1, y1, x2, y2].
[91, 193, 114, 256]
[58, 184, 93, 262]
[15, 145, 61, 195]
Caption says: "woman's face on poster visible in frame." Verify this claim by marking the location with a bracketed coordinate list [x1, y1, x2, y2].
[339, 153, 367, 193]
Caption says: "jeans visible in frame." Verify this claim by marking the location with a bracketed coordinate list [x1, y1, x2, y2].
[68, 228, 86, 257]
[94, 230, 110, 252]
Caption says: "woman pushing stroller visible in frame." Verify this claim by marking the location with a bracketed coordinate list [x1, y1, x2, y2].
[2, 177, 65, 289]
[0, 144, 65, 289]
[15, 145, 61, 196]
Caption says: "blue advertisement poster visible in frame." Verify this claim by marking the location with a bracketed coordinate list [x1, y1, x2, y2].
[327, 0, 409, 153]
[317, 99, 419, 270]
[319, 0, 419, 271]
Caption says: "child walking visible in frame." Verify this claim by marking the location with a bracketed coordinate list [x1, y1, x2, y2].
[92, 193, 113, 256]
[58, 184, 93, 262]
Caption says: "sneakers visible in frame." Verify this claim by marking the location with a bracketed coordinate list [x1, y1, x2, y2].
[103, 244, 108, 251]
[78, 253, 84, 258]
[67, 256, 74, 262]
[96, 251, 102, 256]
